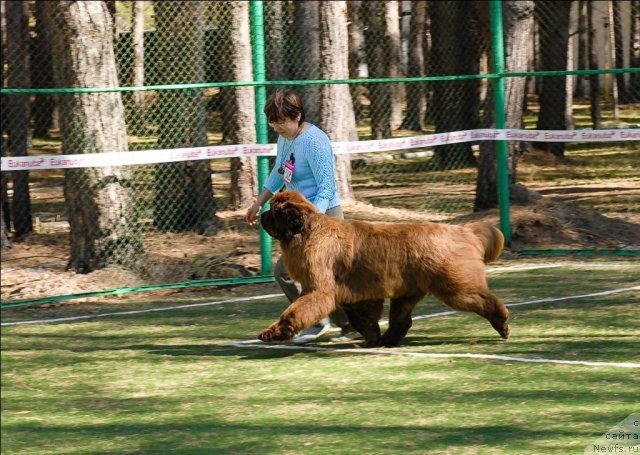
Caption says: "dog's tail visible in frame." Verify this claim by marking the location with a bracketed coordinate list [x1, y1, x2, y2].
[467, 222, 504, 263]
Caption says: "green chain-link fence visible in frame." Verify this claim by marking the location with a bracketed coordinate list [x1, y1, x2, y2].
[1, 1, 639, 306]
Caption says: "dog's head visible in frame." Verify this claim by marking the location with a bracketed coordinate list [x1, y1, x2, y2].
[260, 191, 317, 242]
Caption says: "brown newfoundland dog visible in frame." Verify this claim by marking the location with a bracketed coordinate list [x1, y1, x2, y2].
[258, 191, 509, 347]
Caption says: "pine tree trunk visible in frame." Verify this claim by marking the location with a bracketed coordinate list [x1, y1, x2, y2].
[265, 0, 288, 144]
[293, 1, 321, 124]
[1, 170, 11, 250]
[430, 1, 479, 169]
[362, 1, 392, 139]
[535, 0, 572, 157]
[45, 1, 141, 272]
[347, 0, 365, 124]
[385, 1, 404, 131]
[127, 0, 146, 134]
[588, 0, 602, 128]
[566, 27, 575, 131]
[0, 197, 10, 250]
[575, 0, 587, 99]
[630, 0, 640, 102]
[613, 0, 627, 102]
[219, 2, 258, 210]
[6, 0, 32, 238]
[475, 1, 534, 211]
[318, 1, 358, 201]
[606, 0, 619, 120]
[422, 4, 434, 125]
[401, 0, 427, 131]
[153, 1, 217, 235]
[32, 1, 56, 138]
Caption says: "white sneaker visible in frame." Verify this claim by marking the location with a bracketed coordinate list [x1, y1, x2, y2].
[292, 323, 333, 345]
[330, 329, 363, 343]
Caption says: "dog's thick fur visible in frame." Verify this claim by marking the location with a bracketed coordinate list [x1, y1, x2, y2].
[259, 191, 509, 347]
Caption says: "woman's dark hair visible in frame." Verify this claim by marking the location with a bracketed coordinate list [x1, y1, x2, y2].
[264, 89, 306, 126]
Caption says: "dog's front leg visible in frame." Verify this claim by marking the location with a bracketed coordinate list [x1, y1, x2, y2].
[258, 291, 337, 342]
[343, 299, 384, 347]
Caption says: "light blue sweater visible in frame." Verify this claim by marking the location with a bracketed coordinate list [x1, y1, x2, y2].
[264, 123, 341, 213]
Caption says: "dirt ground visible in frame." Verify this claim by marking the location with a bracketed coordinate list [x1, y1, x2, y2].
[2, 191, 639, 304]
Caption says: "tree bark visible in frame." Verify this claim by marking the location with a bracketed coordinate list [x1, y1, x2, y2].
[219, 1, 258, 210]
[318, 1, 358, 201]
[32, 1, 56, 138]
[566, 20, 575, 131]
[127, 0, 146, 133]
[588, 0, 602, 128]
[422, 4, 434, 125]
[293, 1, 321, 124]
[575, 0, 587, 99]
[535, 0, 572, 157]
[0, 193, 10, 250]
[264, 0, 288, 143]
[0, 0, 8, 247]
[475, 1, 535, 211]
[347, 0, 365, 124]
[45, 1, 141, 272]
[606, 0, 619, 119]
[631, 0, 640, 102]
[613, 0, 627, 103]
[362, 1, 392, 139]
[6, 0, 32, 238]
[430, 1, 479, 169]
[385, 1, 404, 131]
[153, 1, 218, 235]
[401, 0, 427, 131]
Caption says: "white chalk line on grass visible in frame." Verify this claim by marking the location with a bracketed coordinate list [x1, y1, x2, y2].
[2, 275, 638, 328]
[485, 263, 564, 274]
[222, 342, 640, 369]
[412, 285, 640, 321]
[0, 263, 562, 327]
[3, 282, 638, 369]
[220, 285, 640, 370]
[0, 293, 283, 326]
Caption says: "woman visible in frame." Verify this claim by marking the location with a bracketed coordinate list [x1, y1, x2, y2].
[246, 89, 358, 344]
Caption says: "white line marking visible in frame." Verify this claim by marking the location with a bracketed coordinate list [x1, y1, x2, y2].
[221, 342, 640, 369]
[506, 285, 640, 308]
[0, 294, 283, 326]
[411, 285, 640, 321]
[3, 281, 638, 368]
[485, 264, 564, 274]
[2, 282, 638, 327]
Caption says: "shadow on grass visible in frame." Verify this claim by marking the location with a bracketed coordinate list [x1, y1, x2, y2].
[1, 419, 611, 455]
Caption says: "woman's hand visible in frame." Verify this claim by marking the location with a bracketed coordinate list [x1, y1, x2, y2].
[245, 201, 262, 226]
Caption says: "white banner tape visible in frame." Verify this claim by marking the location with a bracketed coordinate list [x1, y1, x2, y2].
[2, 128, 638, 171]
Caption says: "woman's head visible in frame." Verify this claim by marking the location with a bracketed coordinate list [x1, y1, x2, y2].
[264, 89, 306, 127]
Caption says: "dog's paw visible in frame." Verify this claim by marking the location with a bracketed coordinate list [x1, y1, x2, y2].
[499, 322, 510, 340]
[380, 332, 404, 348]
[258, 323, 294, 342]
[365, 339, 383, 348]
[490, 318, 510, 340]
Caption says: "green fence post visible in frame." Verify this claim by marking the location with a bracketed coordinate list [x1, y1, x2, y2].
[250, 0, 272, 275]
[489, 0, 512, 246]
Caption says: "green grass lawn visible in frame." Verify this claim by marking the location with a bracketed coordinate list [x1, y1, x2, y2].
[2, 258, 638, 454]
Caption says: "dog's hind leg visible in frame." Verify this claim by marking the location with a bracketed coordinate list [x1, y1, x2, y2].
[476, 291, 510, 339]
[381, 295, 423, 347]
[342, 299, 384, 347]
[434, 289, 510, 340]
